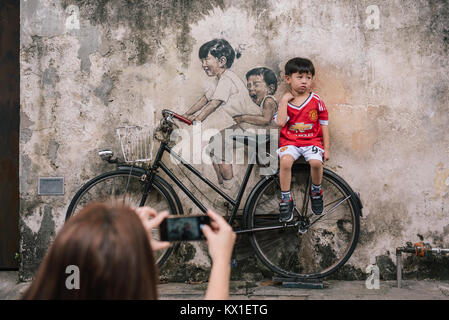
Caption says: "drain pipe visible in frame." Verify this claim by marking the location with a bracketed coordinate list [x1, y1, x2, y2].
[396, 242, 449, 288]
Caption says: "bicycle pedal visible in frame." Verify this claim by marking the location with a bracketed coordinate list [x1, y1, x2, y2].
[298, 222, 308, 234]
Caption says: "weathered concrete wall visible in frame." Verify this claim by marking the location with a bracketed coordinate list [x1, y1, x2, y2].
[20, 0, 449, 281]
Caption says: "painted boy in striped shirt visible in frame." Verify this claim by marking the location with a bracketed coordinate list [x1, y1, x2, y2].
[274, 58, 330, 222]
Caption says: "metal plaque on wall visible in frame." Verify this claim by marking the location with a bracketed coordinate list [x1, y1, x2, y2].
[38, 177, 64, 196]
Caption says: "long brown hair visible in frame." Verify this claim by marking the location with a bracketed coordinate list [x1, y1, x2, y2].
[22, 202, 158, 299]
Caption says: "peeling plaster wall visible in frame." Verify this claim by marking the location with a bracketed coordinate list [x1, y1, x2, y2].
[20, 0, 449, 281]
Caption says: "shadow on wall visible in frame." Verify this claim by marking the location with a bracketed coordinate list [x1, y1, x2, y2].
[61, 0, 227, 66]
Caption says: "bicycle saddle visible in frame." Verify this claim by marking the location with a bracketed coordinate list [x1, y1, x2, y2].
[230, 134, 274, 166]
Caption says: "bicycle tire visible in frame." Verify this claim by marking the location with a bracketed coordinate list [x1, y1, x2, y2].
[244, 164, 361, 279]
[65, 169, 180, 268]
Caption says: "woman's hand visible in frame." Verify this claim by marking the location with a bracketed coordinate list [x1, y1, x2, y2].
[201, 209, 236, 263]
[201, 209, 236, 300]
[135, 207, 171, 252]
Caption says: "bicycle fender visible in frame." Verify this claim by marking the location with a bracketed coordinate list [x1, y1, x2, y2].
[353, 192, 363, 213]
[154, 174, 184, 215]
[117, 165, 146, 174]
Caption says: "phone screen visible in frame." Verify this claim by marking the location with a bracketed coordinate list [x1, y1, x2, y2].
[160, 215, 210, 242]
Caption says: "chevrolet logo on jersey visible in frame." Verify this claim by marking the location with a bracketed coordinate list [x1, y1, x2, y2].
[289, 122, 313, 133]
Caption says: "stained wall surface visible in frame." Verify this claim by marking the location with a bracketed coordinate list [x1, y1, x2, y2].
[19, 0, 449, 280]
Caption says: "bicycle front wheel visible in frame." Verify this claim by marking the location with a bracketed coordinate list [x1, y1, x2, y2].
[246, 165, 361, 279]
[65, 169, 179, 267]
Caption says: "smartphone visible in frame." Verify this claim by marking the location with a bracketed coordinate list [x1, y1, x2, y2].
[159, 215, 211, 242]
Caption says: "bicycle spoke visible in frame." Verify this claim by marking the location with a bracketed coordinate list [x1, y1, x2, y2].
[324, 196, 349, 209]
[123, 168, 134, 205]
[308, 195, 351, 227]
[66, 172, 177, 267]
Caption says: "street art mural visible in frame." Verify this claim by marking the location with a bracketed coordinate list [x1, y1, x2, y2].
[182, 39, 278, 191]
[21, 0, 449, 282]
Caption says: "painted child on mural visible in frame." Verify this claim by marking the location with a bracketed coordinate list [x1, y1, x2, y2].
[234, 67, 279, 170]
[274, 57, 330, 223]
[233, 67, 278, 128]
[183, 39, 262, 192]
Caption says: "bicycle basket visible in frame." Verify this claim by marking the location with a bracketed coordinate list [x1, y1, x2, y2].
[116, 125, 154, 163]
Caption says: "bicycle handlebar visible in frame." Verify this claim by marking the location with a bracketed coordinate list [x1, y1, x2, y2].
[162, 109, 193, 125]
[173, 113, 193, 125]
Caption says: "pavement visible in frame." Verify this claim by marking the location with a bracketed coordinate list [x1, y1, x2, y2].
[157, 279, 449, 300]
[1, 271, 449, 300]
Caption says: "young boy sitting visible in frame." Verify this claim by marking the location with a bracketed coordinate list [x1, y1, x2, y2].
[274, 57, 330, 223]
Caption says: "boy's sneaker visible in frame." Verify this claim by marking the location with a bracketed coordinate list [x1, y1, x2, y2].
[279, 200, 294, 223]
[310, 189, 324, 215]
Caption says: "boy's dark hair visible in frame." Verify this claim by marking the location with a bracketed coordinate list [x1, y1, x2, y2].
[246, 67, 278, 94]
[285, 57, 315, 77]
[199, 39, 235, 69]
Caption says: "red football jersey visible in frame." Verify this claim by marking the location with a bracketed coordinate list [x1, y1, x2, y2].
[278, 92, 328, 149]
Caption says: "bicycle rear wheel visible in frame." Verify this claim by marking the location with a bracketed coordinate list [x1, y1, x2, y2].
[245, 165, 361, 279]
[66, 169, 179, 267]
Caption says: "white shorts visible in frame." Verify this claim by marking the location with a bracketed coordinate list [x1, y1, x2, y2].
[276, 145, 324, 162]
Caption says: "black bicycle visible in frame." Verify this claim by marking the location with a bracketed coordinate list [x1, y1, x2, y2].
[66, 109, 362, 280]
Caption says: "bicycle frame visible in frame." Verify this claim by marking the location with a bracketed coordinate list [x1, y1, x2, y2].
[67, 109, 361, 279]
[148, 141, 256, 226]
[137, 139, 357, 236]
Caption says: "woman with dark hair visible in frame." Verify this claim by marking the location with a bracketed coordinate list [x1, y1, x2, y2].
[21, 204, 236, 300]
